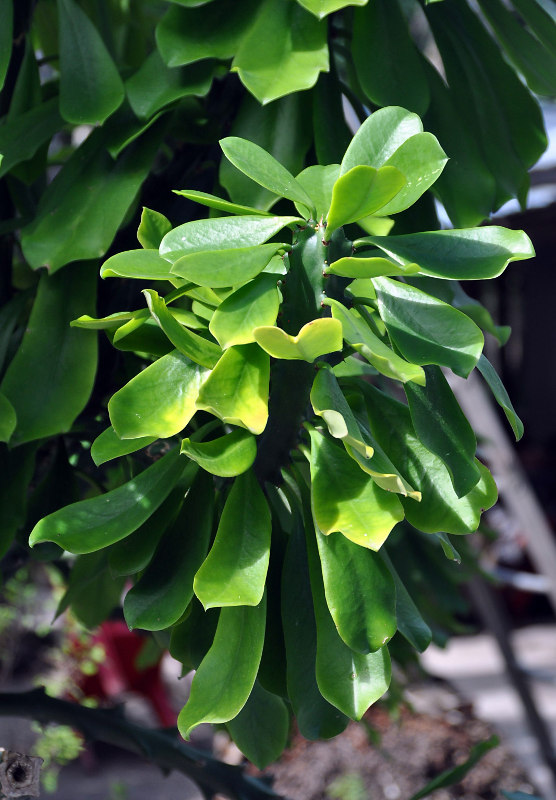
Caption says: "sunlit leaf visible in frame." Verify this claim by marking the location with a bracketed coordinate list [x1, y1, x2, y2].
[254, 318, 342, 362]
[181, 428, 257, 477]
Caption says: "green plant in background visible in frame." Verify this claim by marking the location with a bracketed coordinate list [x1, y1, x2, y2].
[0, 0, 553, 794]
[30, 723, 83, 793]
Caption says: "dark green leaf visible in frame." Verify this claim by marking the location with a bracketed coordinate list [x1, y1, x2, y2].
[177, 597, 267, 737]
[0, 266, 97, 445]
[0, 393, 16, 442]
[91, 427, 156, 467]
[0, 0, 12, 91]
[0, 99, 62, 179]
[59, 552, 125, 629]
[477, 354, 524, 440]
[381, 551, 432, 653]
[227, 680, 290, 768]
[409, 736, 499, 800]
[0, 444, 37, 557]
[29, 447, 185, 554]
[58, 0, 125, 124]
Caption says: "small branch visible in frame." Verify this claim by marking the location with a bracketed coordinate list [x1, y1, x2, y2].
[0, 689, 288, 800]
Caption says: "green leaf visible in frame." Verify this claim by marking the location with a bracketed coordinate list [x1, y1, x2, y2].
[197, 344, 270, 435]
[232, 0, 329, 105]
[109, 350, 208, 439]
[326, 256, 419, 279]
[100, 249, 175, 280]
[306, 526, 391, 719]
[57, 0, 125, 124]
[220, 137, 315, 213]
[362, 384, 498, 534]
[0, 392, 16, 443]
[0, 0, 13, 91]
[358, 227, 534, 280]
[294, 164, 340, 221]
[143, 290, 221, 369]
[21, 123, 162, 273]
[298, 0, 367, 17]
[0, 99, 62, 179]
[409, 736, 499, 800]
[181, 429, 256, 477]
[156, 0, 259, 67]
[173, 190, 272, 217]
[477, 354, 524, 440]
[126, 51, 213, 119]
[325, 298, 426, 386]
[341, 107, 423, 175]
[160, 215, 299, 263]
[71, 312, 136, 331]
[325, 166, 405, 236]
[282, 516, 349, 739]
[60, 553, 125, 629]
[380, 551, 432, 652]
[91, 427, 156, 467]
[315, 525, 396, 653]
[29, 447, 185, 554]
[374, 277, 484, 378]
[405, 365, 481, 497]
[0, 291, 28, 377]
[137, 208, 172, 250]
[309, 428, 404, 550]
[177, 597, 266, 737]
[227, 680, 290, 769]
[194, 470, 271, 608]
[209, 274, 281, 349]
[0, 444, 37, 557]
[220, 93, 312, 211]
[171, 243, 284, 288]
[124, 470, 213, 630]
[353, 0, 430, 115]
[254, 319, 343, 362]
[0, 266, 97, 445]
[310, 365, 373, 457]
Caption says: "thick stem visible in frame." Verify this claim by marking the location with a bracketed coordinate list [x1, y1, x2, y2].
[0, 689, 287, 800]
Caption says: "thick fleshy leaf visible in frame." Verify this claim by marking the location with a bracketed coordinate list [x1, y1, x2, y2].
[405, 366, 480, 498]
[156, 0, 258, 67]
[309, 428, 404, 550]
[0, 99, 62, 179]
[126, 52, 213, 119]
[58, 0, 125, 124]
[21, 124, 162, 272]
[352, 0, 430, 115]
[325, 165, 406, 235]
[326, 298, 426, 385]
[294, 164, 340, 221]
[227, 680, 290, 769]
[357, 227, 534, 280]
[310, 365, 373, 457]
[1, 266, 97, 445]
[220, 137, 314, 212]
[29, 448, 185, 554]
[171, 243, 283, 288]
[341, 107, 424, 175]
[380, 551, 432, 652]
[232, 0, 329, 105]
[181, 429, 256, 477]
[177, 597, 266, 737]
[0, 0, 12, 91]
[0, 393, 16, 443]
[71, 312, 135, 331]
[376, 133, 447, 215]
[124, 470, 213, 630]
[173, 190, 272, 217]
[362, 384, 497, 534]
[282, 517, 349, 739]
[194, 471, 271, 608]
[91, 427, 156, 466]
[220, 92, 312, 211]
[373, 277, 484, 378]
[196, 344, 270, 434]
[160, 215, 299, 263]
[100, 249, 175, 280]
[306, 526, 391, 719]
[315, 525, 396, 654]
[143, 290, 221, 368]
[254, 319, 342, 362]
[109, 350, 209, 439]
[209, 274, 281, 349]
[477, 354, 524, 440]
[137, 208, 172, 250]
[326, 256, 419, 279]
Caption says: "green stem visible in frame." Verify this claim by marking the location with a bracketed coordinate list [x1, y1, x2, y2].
[0, 689, 288, 800]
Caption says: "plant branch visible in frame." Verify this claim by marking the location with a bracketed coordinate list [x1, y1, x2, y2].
[0, 689, 288, 800]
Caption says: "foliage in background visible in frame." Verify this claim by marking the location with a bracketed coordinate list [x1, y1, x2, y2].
[0, 0, 554, 794]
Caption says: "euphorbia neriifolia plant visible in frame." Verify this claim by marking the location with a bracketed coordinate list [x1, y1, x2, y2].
[30, 106, 533, 767]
